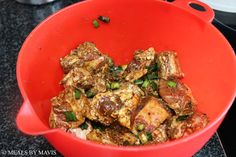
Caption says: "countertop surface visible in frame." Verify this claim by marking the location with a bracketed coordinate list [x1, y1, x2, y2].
[0, 0, 228, 156]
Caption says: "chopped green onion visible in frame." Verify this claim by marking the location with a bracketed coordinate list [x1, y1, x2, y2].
[142, 79, 150, 88]
[93, 19, 99, 28]
[113, 75, 119, 81]
[79, 122, 89, 130]
[98, 16, 110, 23]
[146, 132, 153, 141]
[64, 111, 77, 122]
[176, 115, 189, 121]
[115, 66, 123, 72]
[137, 124, 145, 131]
[107, 57, 114, 67]
[150, 81, 157, 90]
[139, 133, 148, 144]
[147, 73, 158, 80]
[109, 66, 115, 72]
[110, 82, 120, 89]
[147, 63, 158, 72]
[110, 66, 123, 73]
[134, 79, 144, 85]
[167, 81, 177, 88]
[86, 90, 95, 98]
[106, 83, 111, 89]
[75, 89, 82, 99]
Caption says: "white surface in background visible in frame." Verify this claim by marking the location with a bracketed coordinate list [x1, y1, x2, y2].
[200, 0, 236, 13]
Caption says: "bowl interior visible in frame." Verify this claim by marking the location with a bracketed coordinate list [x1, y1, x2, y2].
[17, 0, 236, 131]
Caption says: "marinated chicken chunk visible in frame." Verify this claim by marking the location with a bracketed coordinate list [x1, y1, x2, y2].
[157, 51, 184, 79]
[60, 42, 101, 73]
[134, 47, 156, 62]
[125, 48, 156, 81]
[50, 42, 208, 146]
[60, 42, 110, 76]
[82, 55, 110, 75]
[61, 67, 93, 89]
[132, 97, 170, 134]
[61, 67, 107, 94]
[151, 124, 168, 143]
[86, 83, 143, 127]
[159, 79, 196, 116]
[137, 124, 168, 144]
[117, 94, 140, 129]
[60, 53, 79, 74]
[87, 125, 140, 146]
[114, 83, 144, 129]
[125, 64, 147, 82]
[87, 129, 115, 145]
[49, 88, 89, 130]
[166, 112, 208, 139]
[89, 77, 107, 94]
[184, 111, 208, 136]
[86, 92, 123, 126]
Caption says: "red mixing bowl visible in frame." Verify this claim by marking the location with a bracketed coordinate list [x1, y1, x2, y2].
[16, 0, 236, 156]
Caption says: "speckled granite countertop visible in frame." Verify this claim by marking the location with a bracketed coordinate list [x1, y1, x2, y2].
[0, 0, 227, 156]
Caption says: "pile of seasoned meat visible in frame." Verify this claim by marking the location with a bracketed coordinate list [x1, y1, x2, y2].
[49, 42, 208, 146]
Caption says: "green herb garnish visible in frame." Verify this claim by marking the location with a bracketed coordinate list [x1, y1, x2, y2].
[114, 66, 123, 72]
[107, 57, 114, 67]
[134, 79, 144, 85]
[150, 81, 157, 90]
[106, 82, 111, 89]
[110, 66, 123, 73]
[110, 82, 120, 89]
[137, 124, 145, 131]
[147, 63, 158, 72]
[98, 16, 110, 23]
[75, 89, 82, 99]
[167, 80, 177, 88]
[146, 132, 153, 141]
[86, 90, 95, 98]
[142, 79, 150, 88]
[93, 19, 99, 28]
[147, 73, 158, 80]
[176, 115, 189, 121]
[64, 111, 77, 122]
[79, 122, 89, 130]
[113, 75, 119, 81]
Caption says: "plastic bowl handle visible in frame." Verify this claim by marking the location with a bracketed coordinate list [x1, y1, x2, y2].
[16, 100, 56, 135]
[167, 0, 215, 23]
